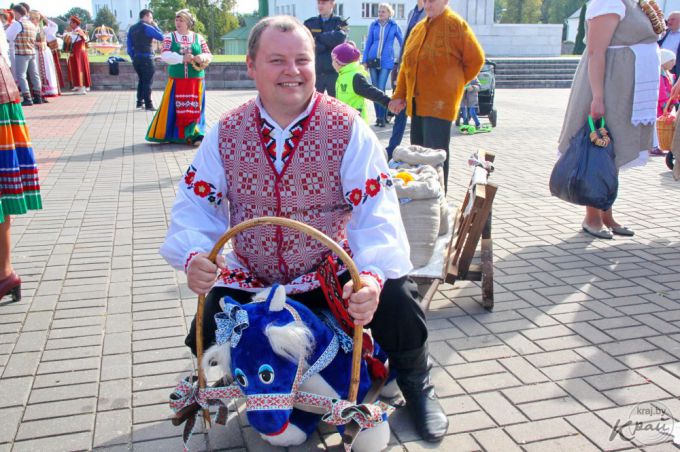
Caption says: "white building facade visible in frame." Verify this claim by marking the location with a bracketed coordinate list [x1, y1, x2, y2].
[270, 0, 562, 56]
[92, 0, 151, 30]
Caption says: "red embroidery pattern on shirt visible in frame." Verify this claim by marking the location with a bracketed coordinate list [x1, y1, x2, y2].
[345, 173, 393, 207]
[218, 267, 265, 289]
[258, 114, 309, 166]
[360, 271, 384, 290]
[185, 251, 200, 272]
[184, 164, 223, 207]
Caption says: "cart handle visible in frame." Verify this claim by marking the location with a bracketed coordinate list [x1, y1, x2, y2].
[195, 216, 364, 427]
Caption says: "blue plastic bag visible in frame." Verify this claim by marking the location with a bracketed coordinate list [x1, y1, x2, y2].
[549, 117, 618, 211]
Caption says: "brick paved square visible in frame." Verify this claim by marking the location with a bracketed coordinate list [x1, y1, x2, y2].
[1, 89, 677, 450]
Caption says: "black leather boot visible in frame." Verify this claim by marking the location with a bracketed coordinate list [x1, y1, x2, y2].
[391, 345, 448, 442]
[21, 95, 33, 107]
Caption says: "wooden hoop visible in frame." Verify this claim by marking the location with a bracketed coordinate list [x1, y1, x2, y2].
[195, 216, 364, 427]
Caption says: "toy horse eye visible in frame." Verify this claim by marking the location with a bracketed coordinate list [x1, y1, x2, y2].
[258, 364, 275, 384]
[234, 368, 248, 387]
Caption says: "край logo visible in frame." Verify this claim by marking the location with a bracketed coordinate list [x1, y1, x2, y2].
[609, 402, 675, 445]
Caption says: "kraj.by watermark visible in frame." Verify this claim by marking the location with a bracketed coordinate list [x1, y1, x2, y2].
[609, 402, 677, 445]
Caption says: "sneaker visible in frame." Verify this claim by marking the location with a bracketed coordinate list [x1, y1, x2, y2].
[32, 96, 43, 105]
[77, 87, 87, 95]
[649, 147, 665, 156]
[21, 96, 33, 106]
[136, 101, 143, 109]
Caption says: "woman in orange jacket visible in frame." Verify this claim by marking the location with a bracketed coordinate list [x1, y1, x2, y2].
[389, 0, 484, 192]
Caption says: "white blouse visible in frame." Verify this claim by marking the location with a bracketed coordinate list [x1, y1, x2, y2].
[586, 0, 626, 20]
[160, 95, 413, 294]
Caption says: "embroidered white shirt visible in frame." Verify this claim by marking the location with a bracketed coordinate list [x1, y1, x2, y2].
[160, 95, 412, 294]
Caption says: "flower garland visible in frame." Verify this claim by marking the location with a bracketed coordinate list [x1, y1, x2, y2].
[639, 0, 666, 35]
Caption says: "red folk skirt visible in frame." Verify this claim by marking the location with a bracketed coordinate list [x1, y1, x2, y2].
[67, 41, 91, 88]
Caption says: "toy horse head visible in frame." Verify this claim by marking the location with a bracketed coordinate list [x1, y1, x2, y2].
[203, 285, 336, 437]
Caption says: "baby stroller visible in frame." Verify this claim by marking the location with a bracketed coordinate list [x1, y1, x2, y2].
[456, 59, 497, 128]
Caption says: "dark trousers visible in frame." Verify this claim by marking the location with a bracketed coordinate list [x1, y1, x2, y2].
[410, 99, 452, 193]
[186, 274, 428, 358]
[386, 109, 408, 159]
[133, 56, 155, 104]
[316, 71, 338, 97]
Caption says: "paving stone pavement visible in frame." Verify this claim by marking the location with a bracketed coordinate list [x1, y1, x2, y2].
[2, 88, 679, 451]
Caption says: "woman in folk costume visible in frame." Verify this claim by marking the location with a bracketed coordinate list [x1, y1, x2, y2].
[29, 11, 59, 98]
[0, 24, 42, 302]
[558, 0, 663, 239]
[44, 17, 64, 90]
[146, 9, 211, 145]
[64, 15, 91, 94]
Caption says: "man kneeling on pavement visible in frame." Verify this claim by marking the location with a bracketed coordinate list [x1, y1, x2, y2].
[160, 15, 449, 443]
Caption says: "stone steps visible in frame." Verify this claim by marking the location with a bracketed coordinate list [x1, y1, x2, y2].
[489, 57, 580, 89]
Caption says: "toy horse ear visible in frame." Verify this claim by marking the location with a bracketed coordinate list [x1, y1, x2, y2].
[266, 284, 287, 312]
[219, 296, 241, 311]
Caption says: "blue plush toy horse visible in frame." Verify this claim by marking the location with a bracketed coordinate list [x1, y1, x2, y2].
[201, 284, 397, 451]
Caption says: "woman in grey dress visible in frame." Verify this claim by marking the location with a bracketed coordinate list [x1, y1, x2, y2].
[558, 0, 660, 239]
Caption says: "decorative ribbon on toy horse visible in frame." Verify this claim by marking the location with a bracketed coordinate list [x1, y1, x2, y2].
[175, 217, 390, 451]
[170, 288, 393, 451]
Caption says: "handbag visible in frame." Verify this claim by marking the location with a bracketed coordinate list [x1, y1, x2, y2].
[549, 116, 618, 211]
[366, 57, 381, 69]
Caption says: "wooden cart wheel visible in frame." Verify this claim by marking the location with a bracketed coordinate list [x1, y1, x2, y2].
[195, 216, 364, 427]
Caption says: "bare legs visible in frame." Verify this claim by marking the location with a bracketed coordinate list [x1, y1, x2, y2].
[0, 216, 12, 280]
[583, 207, 622, 230]
[583, 206, 604, 230]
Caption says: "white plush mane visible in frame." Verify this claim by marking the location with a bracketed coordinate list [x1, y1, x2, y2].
[202, 342, 232, 380]
[265, 322, 315, 364]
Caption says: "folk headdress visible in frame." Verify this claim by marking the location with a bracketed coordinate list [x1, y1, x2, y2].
[69, 15, 81, 26]
[175, 8, 195, 29]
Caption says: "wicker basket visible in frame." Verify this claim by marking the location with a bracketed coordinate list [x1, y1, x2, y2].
[657, 103, 676, 151]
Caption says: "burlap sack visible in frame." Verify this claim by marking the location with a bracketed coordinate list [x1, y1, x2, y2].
[393, 166, 442, 267]
[392, 145, 447, 194]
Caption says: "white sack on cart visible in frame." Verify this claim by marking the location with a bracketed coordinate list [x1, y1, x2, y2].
[393, 165, 442, 268]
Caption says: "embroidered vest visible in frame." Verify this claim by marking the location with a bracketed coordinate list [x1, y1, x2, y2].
[219, 94, 356, 285]
[15, 18, 37, 55]
[168, 32, 204, 79]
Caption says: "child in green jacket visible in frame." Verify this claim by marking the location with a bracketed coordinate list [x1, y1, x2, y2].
[331, 42, 391, 123]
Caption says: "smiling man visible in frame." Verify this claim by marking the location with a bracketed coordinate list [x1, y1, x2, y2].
[160, 15, 449, 444]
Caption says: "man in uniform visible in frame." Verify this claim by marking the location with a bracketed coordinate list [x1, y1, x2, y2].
[303, 0, 347, 97]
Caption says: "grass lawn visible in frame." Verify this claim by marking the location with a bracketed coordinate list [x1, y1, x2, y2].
[79, 54, 246, 63]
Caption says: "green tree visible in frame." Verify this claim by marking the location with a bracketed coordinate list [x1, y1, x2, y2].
[150, 0, 188, 32]
[499, 0, 544, 24]
[148, 0, 239, 52]
[58, 7, 92, 25]
[94, 6, 119, 33]
[543, 0, 584, 23]
[572, 2, 587, 54]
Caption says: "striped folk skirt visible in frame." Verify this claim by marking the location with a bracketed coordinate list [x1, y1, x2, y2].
[145, 77, 206, 144]
[0, 101, 41, 222]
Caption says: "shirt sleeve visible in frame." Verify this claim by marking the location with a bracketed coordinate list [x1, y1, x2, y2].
[586, 0, 626, 20]
[45, 20, 58, 41]
[160, 34, 182, 64]
[126, 30, 134, 58]
[353, 73, 391, 107]
[198, 34, 211, 57]
[159, 125, 230, 272]
[145, 23, 164, 41]
[340, 117, 412, 285]
[6, 22, 20, 42]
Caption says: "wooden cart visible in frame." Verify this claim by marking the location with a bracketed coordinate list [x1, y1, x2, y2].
[411, 150, 497, 311]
